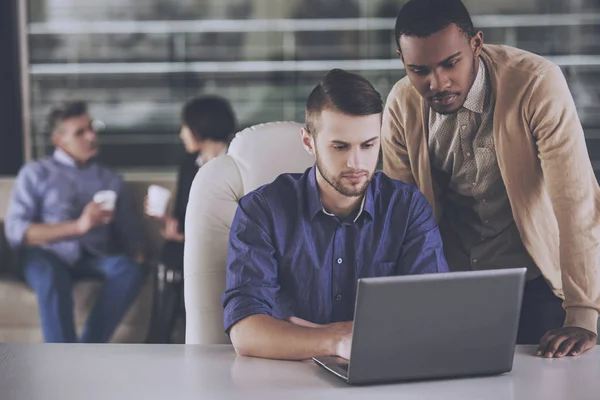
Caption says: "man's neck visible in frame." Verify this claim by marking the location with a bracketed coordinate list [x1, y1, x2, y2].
[54, 148, 90, 168]
[316, 169, 363, 219]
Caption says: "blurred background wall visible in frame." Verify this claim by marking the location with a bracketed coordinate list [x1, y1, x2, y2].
[11, 0, 600, 173]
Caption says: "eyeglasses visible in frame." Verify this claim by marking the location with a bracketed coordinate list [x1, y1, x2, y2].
[91, 119, 106, 132]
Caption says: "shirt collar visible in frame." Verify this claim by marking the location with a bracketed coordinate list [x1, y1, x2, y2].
[461, 57, 488, 114]
[53, 148, 78, 168]
[195, 148, 228, 167]
[307, 165, 374, 222]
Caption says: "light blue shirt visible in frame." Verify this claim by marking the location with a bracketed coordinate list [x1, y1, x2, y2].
[5, 149, 144, 265]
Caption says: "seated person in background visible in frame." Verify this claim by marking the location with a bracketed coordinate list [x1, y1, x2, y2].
[145, 95, 235, 343]
[4, 100, 146, 343]
[222, 69, 449, 361]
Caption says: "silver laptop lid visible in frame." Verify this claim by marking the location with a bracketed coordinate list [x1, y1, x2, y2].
[347, 268, 526, 384]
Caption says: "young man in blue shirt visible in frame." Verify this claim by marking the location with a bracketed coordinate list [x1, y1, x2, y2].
[222, 69, 449, 360]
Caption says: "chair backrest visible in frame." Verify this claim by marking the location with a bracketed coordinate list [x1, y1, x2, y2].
[183, 122, 314, 344]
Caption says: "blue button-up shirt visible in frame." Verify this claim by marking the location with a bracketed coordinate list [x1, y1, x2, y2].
[222, 166, 449, 332]
[5, 149, 144, 265]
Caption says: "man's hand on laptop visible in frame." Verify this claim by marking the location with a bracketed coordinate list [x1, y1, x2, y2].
[536, 327, 597, 358]
[287, 317, 353, 360]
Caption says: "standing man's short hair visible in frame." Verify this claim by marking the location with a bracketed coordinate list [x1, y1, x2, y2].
[394, 0, 475, 49]
[305, 69, 383, 135]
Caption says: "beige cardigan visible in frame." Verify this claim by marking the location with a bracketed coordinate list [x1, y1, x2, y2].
[382, 44, 600, 334]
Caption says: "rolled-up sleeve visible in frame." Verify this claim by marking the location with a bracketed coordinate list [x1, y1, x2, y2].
[113, 177, 145, 255]
[5, 164, 40, 248]
[221, 192, 281, 333]
[399, 189, 449, 275]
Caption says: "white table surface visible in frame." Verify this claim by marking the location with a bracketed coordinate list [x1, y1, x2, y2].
[0, 344, 598, 400]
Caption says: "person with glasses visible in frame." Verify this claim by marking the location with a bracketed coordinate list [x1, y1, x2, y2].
[4, 100, 147, 343]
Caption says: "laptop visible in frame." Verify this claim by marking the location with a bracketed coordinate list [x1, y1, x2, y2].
[313, 268, 526, 385]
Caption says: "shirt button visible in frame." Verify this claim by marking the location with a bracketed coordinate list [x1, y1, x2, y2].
[335, 295, 342, 301]
[461, 125, 467, 130]
[471, 182, 477, 187]
[466, 152, 472, 157]
[472, 258, 479, 264]
[337, 258, 343, 264]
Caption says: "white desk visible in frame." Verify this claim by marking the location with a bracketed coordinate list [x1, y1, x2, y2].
[0, 344, 598, 400]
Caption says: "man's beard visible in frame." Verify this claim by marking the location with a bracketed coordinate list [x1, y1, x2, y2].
[429, 56, 478, 115]
[315, 147, 372, 198]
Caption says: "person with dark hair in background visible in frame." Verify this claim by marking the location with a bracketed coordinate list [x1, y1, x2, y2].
[382, 0, 600, 358]
[222, 69, 448, 361]
[145, 95, 236, 343]
[4, 100, 146, 343]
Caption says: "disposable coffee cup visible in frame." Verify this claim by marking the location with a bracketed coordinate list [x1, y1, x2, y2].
[93, 190, 117, 212]
[147, 185, 171, 217]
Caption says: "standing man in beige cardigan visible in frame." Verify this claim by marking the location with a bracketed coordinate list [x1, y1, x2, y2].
[382, 0, 600, 359]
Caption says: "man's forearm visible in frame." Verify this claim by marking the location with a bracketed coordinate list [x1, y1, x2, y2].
[24, 221, 82, 246]
[230, 314, 340, 360]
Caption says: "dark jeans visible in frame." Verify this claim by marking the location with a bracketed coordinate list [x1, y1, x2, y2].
[21, 248, 144, 343]
[146, 240, 185, 343]
[517, 275, 566, 345]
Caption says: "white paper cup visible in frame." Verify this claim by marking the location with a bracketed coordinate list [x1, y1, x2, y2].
[93, 190, 117, 211]
[147, 185, 171, 217]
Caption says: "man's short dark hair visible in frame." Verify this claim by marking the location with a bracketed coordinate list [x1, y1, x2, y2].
[46, 100, 88, 134]
[395, 0, 475, 49]
[181, 95, 236, 143]
[305, 69, 383, 135]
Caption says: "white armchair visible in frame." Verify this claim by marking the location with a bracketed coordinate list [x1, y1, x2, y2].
[183, 122, 315, 344]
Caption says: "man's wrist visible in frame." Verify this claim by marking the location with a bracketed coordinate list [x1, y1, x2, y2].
[564, 307, 599, 336]
[71, 219, 86, 236]
[321, 326, 343, 357]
